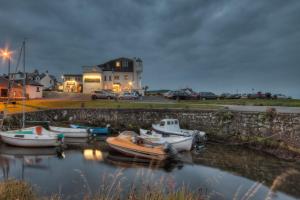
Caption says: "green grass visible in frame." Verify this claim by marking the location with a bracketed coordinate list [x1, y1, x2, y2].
[1, 98, 300, 114]
[180, 98, 300, 107]
[0, 99, 220, 114]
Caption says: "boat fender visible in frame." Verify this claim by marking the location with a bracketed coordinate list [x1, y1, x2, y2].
[131, 136, 137, 144]
[57, 133, 65, 144]
[163, 143, 178, 155]
[36, 126, 42, 135]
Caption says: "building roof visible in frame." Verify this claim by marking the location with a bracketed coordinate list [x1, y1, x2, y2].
[15, 80, 44, 87]
[63, 74, 82, 77]
[97, 57, 134, 72]
[0, 77, 22, 88]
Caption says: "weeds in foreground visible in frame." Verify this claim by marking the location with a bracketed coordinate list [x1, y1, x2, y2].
[1, 167, 299, 200]
[0, 179, 36, 200]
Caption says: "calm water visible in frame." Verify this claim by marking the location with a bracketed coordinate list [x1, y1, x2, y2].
[0, 139, 299, 200]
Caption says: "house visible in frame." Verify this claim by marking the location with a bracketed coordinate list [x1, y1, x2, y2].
[38, 71, 57, 90]
[5, 72, 43, 99]
[0, 77, 23, 100]
[10, 70, 57, 90]
[23, 80, 43, 99]
[62, 74, 83, 93]
[82, 57, 143, 94]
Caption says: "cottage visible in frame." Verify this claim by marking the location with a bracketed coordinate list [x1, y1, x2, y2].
[38, 71, 57, 90]
[24, 81, 43, 99]
[0, 77, 23, 100]
[10, 70, 57, 90]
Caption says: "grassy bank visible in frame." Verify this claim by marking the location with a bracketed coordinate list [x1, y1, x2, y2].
[1, 98, 300, 114]
[0, 179, 204, 200]
[0, 99, 220, 114]
[184, 98, 300, 107]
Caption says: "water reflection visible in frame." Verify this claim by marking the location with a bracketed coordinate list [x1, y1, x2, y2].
[83, 149, 104, 161]
[0, 141, 299, 200]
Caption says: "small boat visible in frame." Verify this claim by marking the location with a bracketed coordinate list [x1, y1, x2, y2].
[139, 129, 193, 151]
[70, 124, 110, 136]
[106, 131, 176, 161]
[49, 126, 88, 138]
[152, 119, 206, 140]
[0, 126, 62, 147]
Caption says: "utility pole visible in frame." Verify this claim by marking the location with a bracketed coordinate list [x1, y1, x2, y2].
[22, 39, 26, 128]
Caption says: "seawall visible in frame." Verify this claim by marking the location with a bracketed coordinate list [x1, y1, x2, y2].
[5, 108, 300, 160]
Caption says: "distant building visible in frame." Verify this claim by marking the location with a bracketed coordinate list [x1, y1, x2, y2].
[21, 80, 43, 99]
[82, 57, 143, 94]
[62, 74, 83, 93]
[10, 70, 57, 90]
[0, 77, 22, 100]
[0, 76, 42, 99]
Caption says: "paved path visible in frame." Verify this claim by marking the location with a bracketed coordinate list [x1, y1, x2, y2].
[224, 105, 300, 113]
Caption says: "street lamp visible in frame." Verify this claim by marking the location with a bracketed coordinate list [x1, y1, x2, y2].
[0, 48, 13, 96]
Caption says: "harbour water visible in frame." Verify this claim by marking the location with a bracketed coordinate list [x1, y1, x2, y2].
[0, 140, 299, 200]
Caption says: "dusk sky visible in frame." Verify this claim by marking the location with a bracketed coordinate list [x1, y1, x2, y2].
[0, 0, 299, 97]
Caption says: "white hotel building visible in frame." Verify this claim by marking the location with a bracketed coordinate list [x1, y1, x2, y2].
[80, 57, 143, 94]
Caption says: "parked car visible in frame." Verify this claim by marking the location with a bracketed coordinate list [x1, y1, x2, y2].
[198, 92, 218, 100]
[181, 88, 199, 100]
[219, 93, 241, 99]
[219, 93, 231, 99]
[91, 90, 117, 100]
[272, 94, 289, 99]
[118, 92, 139, 100]
[167, 90, 190, 100]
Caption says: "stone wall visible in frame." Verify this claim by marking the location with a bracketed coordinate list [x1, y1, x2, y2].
[6, 108, 300, 149]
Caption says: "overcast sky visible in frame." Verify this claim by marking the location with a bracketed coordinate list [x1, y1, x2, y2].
[0, 0, 299, 97]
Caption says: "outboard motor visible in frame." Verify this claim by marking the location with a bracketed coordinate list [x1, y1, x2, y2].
[163, 143, 178, 158]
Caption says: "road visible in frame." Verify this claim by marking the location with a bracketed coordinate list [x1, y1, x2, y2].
[224, 105, 300, 113]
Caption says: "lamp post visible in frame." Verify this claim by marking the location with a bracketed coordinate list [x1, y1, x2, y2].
[0, 48, 13, 96]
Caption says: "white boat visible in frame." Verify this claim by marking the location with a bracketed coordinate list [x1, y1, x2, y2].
[49, 126, 89, 138]
[139, 129, 193, 151]
[152, 119, 206, 139]
[0, 126, 60, 147]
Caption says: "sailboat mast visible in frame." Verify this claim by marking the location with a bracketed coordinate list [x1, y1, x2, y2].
[22, 39, 26, 128]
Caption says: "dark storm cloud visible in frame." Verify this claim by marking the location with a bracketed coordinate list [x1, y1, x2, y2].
[0, 0, 299, 97]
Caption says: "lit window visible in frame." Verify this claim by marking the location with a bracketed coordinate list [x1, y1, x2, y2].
[124, 75, 128, 80]
[114, 75, 119, 80]
[116, 61, 121, 67]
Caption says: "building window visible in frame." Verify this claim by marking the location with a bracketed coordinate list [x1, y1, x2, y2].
[36, 87, 40, 92]
[114, 75, 119, 80]
[109, 76, 112, 81]
[84, 78, 101, 83]
[104, 76, 107, 81]
[124, 75, 128, 80]
[116, 61, 121, 67]
[1, 89, 8, 97]
[122, 60, 128, 67]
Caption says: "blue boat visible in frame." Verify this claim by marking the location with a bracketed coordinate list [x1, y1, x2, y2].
[70, 124, 110, 136]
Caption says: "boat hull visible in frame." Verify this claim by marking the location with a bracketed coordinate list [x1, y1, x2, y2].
[70, 124, 109, 136]
[0, 134, 58, 147]
[106, 135, 169, 161]
[140, 129, 193, 151]
[49, 126, 88, 138]
[107, 143, 167, 160]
